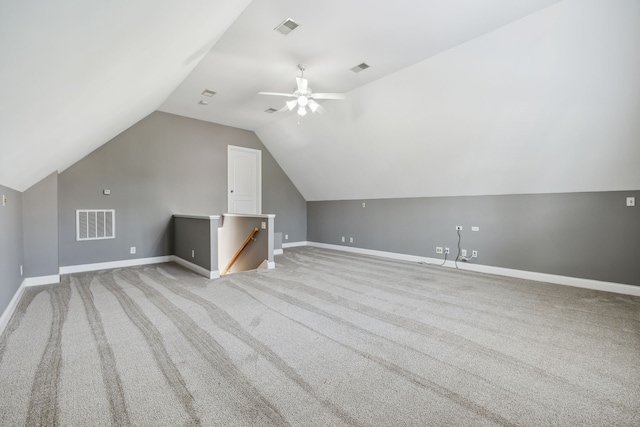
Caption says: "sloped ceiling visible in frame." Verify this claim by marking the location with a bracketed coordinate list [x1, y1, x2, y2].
[0, 0, 251, 192]
[2, 0, 639, 200]
[255, 0, 640, 200]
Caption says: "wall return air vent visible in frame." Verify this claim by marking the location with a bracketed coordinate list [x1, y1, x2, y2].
[76, 209, 115, 241]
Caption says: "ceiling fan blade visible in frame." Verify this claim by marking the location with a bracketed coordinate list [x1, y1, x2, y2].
[308, 100, 327, 114]
[311, 92, 346, 100]
[258, 91, 297, 98]
[296, 77, 308, 93]
[286, 99, 298, 111]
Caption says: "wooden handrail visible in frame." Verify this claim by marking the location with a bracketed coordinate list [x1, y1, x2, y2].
[221, 227, 259, 275]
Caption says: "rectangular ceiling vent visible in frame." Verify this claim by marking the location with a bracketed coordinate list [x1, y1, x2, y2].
[264, 108, 279, 114]
[274, 18, 299, 35]
[76, 209, 115, 241]
[201, 89, 216, 97]
[350, 62, 371, 73]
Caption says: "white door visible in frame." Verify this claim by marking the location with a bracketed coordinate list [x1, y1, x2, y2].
[228, 145, 261, 214]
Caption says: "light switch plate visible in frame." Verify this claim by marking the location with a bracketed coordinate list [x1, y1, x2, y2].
[627, 197, 635, 207]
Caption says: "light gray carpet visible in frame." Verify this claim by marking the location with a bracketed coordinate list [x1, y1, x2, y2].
[1, 247, 639, 426]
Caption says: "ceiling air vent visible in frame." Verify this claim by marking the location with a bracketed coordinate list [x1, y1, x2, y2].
[198, 100, 209, 105]
[350, 62, 371, 73]
[274, 18, 299, 35]
[201, 89, 216, 97]
[264, 108, 278, 114]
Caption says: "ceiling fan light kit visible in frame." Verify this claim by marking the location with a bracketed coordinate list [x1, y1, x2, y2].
[259, 64, 345, 121]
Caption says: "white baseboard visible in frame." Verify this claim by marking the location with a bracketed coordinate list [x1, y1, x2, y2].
[24, 274, 60, 287]
[172, 256, 219, 279]
[0, 279, 27, 336]
[282, 241, 309, 248]
[59, 256, 173, 275]
[306, 242, 640, 297]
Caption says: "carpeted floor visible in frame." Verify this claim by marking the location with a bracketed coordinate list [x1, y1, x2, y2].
[0, 247, 639, 426]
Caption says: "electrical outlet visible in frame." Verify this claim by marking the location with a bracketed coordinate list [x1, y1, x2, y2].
[285, 234, 288, 240]
[2, 194, 6, 206]
[191, 250, 195, 258]
[471, 226, 479, 232]
[130, 247, 136, 254]
[261, 221, 266, 229]
[349, 237, 354, 243]
[362, 202, 366, 208]
[472, 250, 478, 257]
[20, 265, 23, 276]
[341, 236, 345, 243]
[436, 247, 443, 254]
[455, 226, 463, 231]
[461, 249, 467, 257]
[627, 197, 636, 207]
[445, 247, 450, 254]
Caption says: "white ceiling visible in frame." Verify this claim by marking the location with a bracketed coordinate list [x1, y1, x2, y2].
[159, 0, 564, 131]
[0, 0, 252, 192]
[2, 0, 639, 200]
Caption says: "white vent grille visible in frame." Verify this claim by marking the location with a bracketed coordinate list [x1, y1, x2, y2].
[350, 62, 371, 73]
[274, 18, 299, 35]
[76, 209, 115, 241]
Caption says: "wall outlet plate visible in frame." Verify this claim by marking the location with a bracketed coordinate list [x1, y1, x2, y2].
[341, 236, 345, 242]
[261, 221, 266, 229]
[471, 226, 479, 232]
[472, 250, 478, 257]
[285, 234, 288, 240]
[2, 195, 6, 206]
[461, 249, 467, 257]
[455, 226, 462, 231]
[445, 247, 450, 254]
[130, 247, 136, 254]
[627, 197, 635, 207]
[349, 237, 354, 243]
[436, 247, 443, 254]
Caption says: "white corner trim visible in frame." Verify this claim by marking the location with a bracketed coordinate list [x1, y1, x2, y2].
[59, 256, 173, 275]
[24, 275, 60, 287]
[172, 256, 219, 279]
[0, 279, 27, 336]
[306, 242, 640, 297]
[274, 249, 284, 255]
[282, 241, 309, 248]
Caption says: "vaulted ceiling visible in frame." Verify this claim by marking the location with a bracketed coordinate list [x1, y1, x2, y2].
[2, 0, 639, 199]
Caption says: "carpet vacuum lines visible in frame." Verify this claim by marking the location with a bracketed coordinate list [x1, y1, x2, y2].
[0, 246, 638, 426]
[139, 265, 364, 427]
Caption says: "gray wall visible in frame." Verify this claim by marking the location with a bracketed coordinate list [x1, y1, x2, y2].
[308, 191, 640, 286]
[0, 185, 24, 314]
[58, 111, 306, 267]
[174, 216, 218, 272]
[23, 172, 59, 277]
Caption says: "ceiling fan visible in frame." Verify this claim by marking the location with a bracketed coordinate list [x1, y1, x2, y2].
[259, 64, 345, 119]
